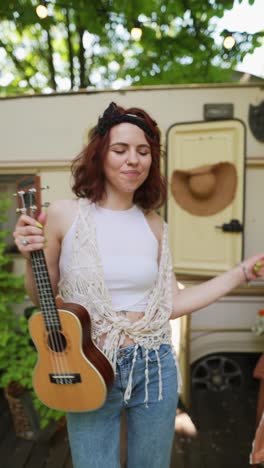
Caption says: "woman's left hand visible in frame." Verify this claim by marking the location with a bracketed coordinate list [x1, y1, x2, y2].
[241, 254, 264, 282]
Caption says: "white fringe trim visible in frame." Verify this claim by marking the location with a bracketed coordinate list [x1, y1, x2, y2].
[155, 349, 163, 401]
[124, 344, 139, 403]
[144, 349, 149, 407]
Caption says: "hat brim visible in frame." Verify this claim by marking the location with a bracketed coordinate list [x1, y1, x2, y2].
[171, 162, 237, 216]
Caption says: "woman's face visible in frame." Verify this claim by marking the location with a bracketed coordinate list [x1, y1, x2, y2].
[103, 122, 152, 196]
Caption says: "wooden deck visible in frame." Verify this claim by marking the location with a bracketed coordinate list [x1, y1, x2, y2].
[1, 354, 261, 468]
[173, 388, 258, 467]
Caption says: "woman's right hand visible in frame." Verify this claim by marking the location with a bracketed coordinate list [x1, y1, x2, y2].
[13, 212, 47, 260]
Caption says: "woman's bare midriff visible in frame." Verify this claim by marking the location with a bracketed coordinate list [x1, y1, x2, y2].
[99, 311, 145, 349]
[123, 311, 145, 322]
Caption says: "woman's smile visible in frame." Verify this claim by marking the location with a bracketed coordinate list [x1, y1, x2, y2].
[122, 170, 141, 177]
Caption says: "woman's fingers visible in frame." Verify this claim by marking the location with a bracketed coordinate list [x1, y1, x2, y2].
[37, 211, 47, 226]
[15, 233, 45, 252]
[243, 254, 264, 280]
[13, 213, 47, 259]
[14, 225, 43, 237]
[253, 261, 263, 274]
[254, 263, 264, 278]
[19, 241, 45, 252]
[15, 214, 41, 228]
[253, 256, 264, 277]
[18, 235, 45, 245]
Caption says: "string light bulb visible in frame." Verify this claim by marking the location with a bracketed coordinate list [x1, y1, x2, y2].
[223, 34, 236, 50]
[131, 20, 142, 41]
[36, 0, 48, 19]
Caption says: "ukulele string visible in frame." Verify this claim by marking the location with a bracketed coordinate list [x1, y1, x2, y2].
[37, 250, 71, 385]
[54, 306, 72, 385]
[34, 250, 65, 382]
[41, 257, 72, 384]
[44, 277, 69, 383]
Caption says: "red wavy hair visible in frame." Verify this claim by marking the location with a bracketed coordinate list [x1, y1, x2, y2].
[71, 104, 166, 210]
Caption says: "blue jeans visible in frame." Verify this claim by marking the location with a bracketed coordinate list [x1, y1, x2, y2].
[67, 344, 178, 468]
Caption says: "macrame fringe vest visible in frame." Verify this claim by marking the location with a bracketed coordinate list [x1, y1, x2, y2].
[58, 199, 181, 403]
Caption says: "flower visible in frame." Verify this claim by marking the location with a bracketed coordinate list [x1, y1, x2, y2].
[252, 310, 264, 336]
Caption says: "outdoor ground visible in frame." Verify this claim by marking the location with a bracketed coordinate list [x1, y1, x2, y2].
[0, 352, 261, 468]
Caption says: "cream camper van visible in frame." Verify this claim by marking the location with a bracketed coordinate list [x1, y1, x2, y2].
[1, 83, 264, 403]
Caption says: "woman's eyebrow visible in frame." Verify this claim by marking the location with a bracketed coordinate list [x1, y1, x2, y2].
[137, 144, 151, 149]
[109, 142, 150, 149]
[109, 142, 128, 147]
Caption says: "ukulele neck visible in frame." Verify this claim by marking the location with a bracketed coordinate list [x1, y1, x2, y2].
[30, 250, 61, 332]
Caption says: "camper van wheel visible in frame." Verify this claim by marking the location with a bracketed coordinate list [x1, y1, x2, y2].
[191, 354, 243, 391]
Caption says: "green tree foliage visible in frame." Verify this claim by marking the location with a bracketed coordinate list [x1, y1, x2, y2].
[0, 196, 25, 318]
[0, 0, 263, 95]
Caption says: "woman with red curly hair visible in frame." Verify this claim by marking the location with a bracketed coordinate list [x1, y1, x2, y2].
[13, 102, 264, 468]
[71, 103, 166, 211]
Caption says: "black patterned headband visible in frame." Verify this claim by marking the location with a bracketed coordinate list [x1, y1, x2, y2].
[95, 102, 157, 139]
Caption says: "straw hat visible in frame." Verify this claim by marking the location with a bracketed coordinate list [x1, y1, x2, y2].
[171, 162, 237, 216]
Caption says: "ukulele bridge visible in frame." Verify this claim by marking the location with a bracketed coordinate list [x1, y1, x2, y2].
[49, 373, 82, 384]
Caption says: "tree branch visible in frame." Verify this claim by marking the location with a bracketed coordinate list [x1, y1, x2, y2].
[65, 9, 74, 88]
[46, 28, 57, 91]
[76, 14, 91, 88]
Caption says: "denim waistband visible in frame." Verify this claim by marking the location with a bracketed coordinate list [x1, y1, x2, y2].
[117, 344, 139, 359]
[116, 343, 170, 361]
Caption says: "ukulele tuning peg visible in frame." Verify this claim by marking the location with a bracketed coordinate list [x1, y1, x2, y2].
[41, 185, 50, 190]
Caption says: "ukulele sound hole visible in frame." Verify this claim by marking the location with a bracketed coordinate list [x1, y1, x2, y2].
[48, 332, 67, 352]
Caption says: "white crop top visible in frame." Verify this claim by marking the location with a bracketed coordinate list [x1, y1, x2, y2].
[59, 203, 159, 312]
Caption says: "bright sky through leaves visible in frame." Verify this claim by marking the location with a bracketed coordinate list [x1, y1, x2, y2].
[220, 0, 264, 77]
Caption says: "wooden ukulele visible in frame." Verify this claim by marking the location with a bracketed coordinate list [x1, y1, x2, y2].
[15, 175, 114, 412]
